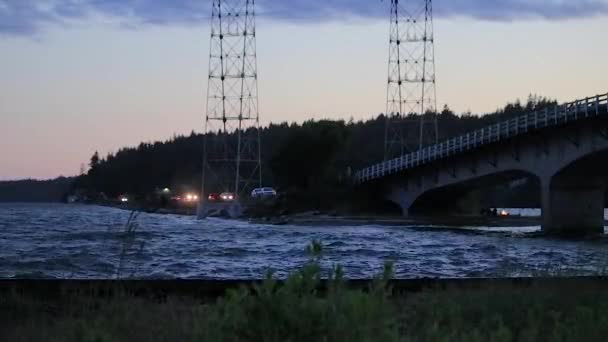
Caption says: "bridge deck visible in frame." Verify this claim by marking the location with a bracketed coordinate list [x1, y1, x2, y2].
[355, 93, 608, 184]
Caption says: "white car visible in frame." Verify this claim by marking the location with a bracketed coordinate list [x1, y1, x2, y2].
[251, 187, 277, 199]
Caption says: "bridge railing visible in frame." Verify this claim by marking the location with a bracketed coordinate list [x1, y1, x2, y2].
[355, 93, 608, 184]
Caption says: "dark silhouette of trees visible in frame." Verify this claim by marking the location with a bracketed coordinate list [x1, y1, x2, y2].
[270, 120, 349, 189]
[73, 95, 558, 209]
[90, 151, 100, 170]
[0, 178, 74, 202]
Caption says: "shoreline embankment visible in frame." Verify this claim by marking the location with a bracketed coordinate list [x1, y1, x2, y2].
[3, 277, 608, 300]
[97, 201, 546, 228]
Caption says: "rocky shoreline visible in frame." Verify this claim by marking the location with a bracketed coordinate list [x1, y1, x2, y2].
[98, 202, 547, 230]
[248, 212, 543, 228]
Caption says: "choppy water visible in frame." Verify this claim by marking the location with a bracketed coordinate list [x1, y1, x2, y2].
[1, 203, 608, 280]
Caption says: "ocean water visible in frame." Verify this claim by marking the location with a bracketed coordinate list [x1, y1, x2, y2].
[1, 203, 607, 280]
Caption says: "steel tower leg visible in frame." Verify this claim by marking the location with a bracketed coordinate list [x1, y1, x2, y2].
[385, 0, 439, 160]
[199, 0, 262, 218]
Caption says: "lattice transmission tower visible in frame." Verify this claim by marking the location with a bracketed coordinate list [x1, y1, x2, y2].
[384, 0, 438, 160]
[201, 0, 262, 202]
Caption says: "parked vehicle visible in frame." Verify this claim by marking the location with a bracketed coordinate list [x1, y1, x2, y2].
[220, 192, 236, 202]
[251, 187, 277, 199]
[184, 193, 199, 202]
[207, 193, 220, 201]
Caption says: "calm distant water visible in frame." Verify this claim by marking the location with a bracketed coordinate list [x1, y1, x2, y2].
[1, 203, 608, 280]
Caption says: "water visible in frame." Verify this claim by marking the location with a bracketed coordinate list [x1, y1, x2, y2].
[498, 208, 608, 220]
[1, 203, 608, 280]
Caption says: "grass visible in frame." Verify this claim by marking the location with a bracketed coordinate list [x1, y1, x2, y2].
[113, 210, 145, 280]
[4, 242, 608, 341]
[397, 283, 608, 341]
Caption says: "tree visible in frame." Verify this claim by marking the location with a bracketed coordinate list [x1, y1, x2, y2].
[90, 151, 100, 170]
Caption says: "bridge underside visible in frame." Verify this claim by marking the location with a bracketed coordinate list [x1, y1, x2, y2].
[379, 120, 608, 236]
[407, 171, 538, 216]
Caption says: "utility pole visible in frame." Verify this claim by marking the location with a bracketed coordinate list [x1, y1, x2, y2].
[384, 0, 439, 160]
[201, 0, 262, 206]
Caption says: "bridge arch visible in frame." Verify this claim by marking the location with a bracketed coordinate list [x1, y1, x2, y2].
[363, 94, 608, 235]
[409, 170, 541, 216]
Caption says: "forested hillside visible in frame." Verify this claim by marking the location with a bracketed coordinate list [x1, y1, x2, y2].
[0, 178, 74, 203]
[74, 95, 557, 210]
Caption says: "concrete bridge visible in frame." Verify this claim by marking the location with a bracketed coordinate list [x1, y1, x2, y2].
[355, 93, 608, 235]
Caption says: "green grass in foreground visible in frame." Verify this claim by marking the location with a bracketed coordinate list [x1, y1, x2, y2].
[3, 242, 608, 341]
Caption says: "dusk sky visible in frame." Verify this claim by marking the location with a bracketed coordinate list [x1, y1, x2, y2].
[1, 0, 607, 180]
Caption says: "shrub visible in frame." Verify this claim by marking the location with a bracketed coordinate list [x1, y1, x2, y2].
[198, 241, 399, 342]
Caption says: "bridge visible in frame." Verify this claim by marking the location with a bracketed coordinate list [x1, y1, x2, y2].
[355, 93, 608, 235]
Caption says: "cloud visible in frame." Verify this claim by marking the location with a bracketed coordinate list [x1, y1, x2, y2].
[259, 0, 608, 22]
[436, 0, 608, 21]
[0, 1, 55, 35]
[1, 0, 608, 36]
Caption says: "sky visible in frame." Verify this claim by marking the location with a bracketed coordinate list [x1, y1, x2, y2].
[1, 0, 608, 180]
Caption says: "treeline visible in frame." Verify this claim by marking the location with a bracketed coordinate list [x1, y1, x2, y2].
[0, 177, 74, 203]
[74, 95, 557, 210]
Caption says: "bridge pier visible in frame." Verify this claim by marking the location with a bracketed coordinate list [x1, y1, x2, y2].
[541, 177, 605, 236]
[387, 186, 414, 216]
